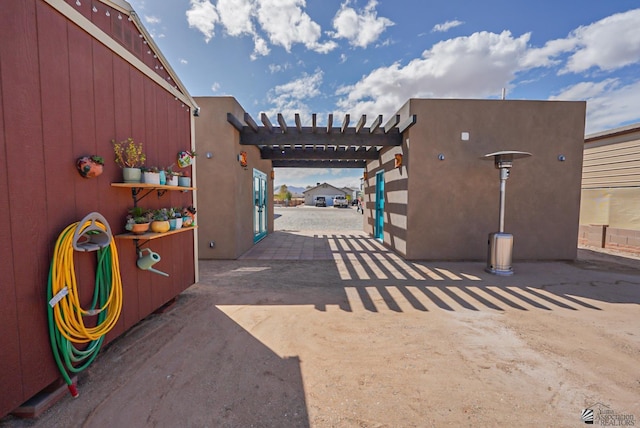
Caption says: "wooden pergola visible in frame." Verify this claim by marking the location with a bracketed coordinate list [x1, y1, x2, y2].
[227, 112, 417, 168]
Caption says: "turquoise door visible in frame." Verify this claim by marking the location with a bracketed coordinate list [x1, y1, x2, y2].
[374, 171, 385, 241]
[253, 169, 267, 243]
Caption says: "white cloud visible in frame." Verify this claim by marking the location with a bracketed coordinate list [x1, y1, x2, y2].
[550, 78, 640, 133]
[144, 15, 161, 24]
[266, 70, 324, 121]
[431, 19, 463, 33]
[256, 0, 337, 53]
[336, 30, 531, 119]
[185, 0, 337, 56]
[274, 168, 362, 188]
[211, 82, 221, 92]
[563, 8, 640, 74]
[268, 63, 292, 73]
[216, 0, 254, 36]
[186, 0, 219, 43]
[180, 58, 188, 64]
[330, 0, 394, 48]
[519, 9, 640, 74]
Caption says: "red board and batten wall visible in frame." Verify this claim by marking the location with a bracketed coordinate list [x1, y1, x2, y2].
[0, 0, 197, 417]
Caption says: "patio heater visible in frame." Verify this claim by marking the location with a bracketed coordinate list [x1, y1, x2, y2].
[483, 150, 532, 276]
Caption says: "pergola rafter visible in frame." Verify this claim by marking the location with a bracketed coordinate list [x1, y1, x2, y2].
[227, 112, 416, 168]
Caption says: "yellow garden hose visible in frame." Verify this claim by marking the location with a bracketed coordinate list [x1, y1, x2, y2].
[47, 214, 123, 397]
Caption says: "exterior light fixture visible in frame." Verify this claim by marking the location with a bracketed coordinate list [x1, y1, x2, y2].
[394, 154, 403, 168]
[238, 151, 248, 168]
[270, 170, 275, 180]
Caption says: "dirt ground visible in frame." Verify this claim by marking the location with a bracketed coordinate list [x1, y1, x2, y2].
[2, 242, 639, 427]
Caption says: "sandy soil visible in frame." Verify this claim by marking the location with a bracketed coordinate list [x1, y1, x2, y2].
[2, 247, 639, 427]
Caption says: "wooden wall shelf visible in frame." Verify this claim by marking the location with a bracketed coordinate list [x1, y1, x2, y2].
[115, 226, 197, 241]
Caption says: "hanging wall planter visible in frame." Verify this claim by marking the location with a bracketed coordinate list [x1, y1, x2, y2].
[76, 155, 104, 179]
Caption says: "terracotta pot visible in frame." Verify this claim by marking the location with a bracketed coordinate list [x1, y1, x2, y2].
[130, 222, 150, 235]
[76, 156, 104, 179]
[151, 220, 170, 233]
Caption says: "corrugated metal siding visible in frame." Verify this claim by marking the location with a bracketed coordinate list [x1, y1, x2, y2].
[582, 138, 640, 189]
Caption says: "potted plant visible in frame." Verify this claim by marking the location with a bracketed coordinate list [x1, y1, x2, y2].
[178, 171, 191, 188]
[165, 165, 181, 186]
[150, 208, 170, 233]
[168, 207, 183, 230]
[76, 155, 104, 178]
[125, 207, 152, 235]
[112, 137, 146, 183]
[142, 166, 160, 185]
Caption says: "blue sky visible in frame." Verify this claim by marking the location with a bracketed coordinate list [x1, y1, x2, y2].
[128, 0, 640, 189]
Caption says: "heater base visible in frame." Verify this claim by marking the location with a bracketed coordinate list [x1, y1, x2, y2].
[486, 232, 514, 276]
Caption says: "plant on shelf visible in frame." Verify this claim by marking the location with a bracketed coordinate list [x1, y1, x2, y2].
[142, 166, 160, 185]
[151, 208, 171, 233]
[126, 207, 152, 235]
[112, 137, 146, 183]
[168, 207, 183, 230]
[165, 164, 182, 186]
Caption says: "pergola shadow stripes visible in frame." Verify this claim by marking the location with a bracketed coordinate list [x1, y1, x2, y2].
[227, 112, 416, 168]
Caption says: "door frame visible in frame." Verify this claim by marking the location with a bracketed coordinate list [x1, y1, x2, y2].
[253, 168, 268, 243]
[374, 170, 385, 241]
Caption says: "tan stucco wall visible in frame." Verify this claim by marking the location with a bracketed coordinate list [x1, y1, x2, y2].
[194, 97, 274, 259]
[366, 99, 586, 261]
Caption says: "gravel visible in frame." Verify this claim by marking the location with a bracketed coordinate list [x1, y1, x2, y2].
[274, 205, 364, 231]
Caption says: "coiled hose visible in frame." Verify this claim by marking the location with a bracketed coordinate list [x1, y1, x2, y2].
[47, 218, 123, 397]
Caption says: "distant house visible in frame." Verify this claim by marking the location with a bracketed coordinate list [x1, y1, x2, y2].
[341, 187, 358, 201]
[304, 183, 348, 206]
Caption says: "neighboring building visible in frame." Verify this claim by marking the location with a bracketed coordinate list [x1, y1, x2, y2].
[341, 187, 358, 201]
[579, 123, 640, 251]
[303, 183, 348, 206]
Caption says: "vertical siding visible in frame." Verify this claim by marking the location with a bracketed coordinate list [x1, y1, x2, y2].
[0, 0, 196, 417]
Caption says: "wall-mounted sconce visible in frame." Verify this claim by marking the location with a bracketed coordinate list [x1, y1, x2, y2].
[363, 171, 368, 180]
[438, 153, 445, 161]
[394, 154, 403, 168]
[270, 170, 275, 180]
[238, 151, 248, 168]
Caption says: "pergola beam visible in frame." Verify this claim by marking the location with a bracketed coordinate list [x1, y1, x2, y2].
[398, 114, 417, 133]
[239, 127, 402, 146]
[295, 114, 302, 132]
[341, 114, 350, 133]
[384, 115, 400, 134]
[261, 146, 379, 160]
[226, 113, 244, 132]
[244, 112, 259, 133]
[370, 115, 383, 133]
[261, 113, 273, 132]
[277, 113, 287, 133]
[272, 159, 367, 168]
[355, 115, 366, 133]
